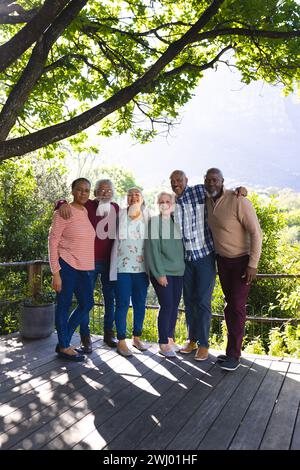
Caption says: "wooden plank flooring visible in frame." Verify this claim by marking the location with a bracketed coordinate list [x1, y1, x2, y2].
[0, 332, 300, 450]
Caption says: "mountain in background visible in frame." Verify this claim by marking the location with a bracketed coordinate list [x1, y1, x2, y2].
[186, 88, 300, 191]
[69, 66, 300, 192]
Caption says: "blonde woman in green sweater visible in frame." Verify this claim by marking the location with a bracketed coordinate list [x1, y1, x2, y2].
[145, 192, 185, 357]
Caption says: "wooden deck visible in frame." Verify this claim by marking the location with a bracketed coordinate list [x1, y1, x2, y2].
[1, 332, 300, 451]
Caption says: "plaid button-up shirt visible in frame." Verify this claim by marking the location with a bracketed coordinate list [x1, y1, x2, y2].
[174, 184, 214, 261]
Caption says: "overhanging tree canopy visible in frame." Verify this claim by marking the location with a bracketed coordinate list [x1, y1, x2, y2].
[0, 0, 299, 160]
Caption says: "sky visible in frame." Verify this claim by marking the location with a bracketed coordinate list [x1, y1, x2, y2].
[68, 64, 300, 192]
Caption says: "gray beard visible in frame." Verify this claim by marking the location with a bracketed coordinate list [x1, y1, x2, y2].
[96, 201, 111, 217]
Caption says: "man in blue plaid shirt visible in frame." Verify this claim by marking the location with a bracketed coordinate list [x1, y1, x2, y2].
[170, 170, 246, 361]
[170, 170, 216, 361]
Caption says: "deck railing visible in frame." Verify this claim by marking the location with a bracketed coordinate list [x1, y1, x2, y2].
[1, 260, 300, 341]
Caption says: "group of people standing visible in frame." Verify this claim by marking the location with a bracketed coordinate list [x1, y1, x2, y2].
[48, 168, 262, 372]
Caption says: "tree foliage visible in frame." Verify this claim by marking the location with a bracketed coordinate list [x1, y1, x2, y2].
[247, 194, 291, 316]
[210, 192, 300, 320]
[0, 156, 69, 333]
[0, 0, 299, 159]
[89, 165, 141, 196]
[0, 157, 69, 261]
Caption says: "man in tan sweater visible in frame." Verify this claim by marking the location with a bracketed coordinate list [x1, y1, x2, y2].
[205, 168, 262, 371]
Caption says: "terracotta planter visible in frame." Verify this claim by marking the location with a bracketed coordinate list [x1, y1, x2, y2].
[19, 303, 55, 339]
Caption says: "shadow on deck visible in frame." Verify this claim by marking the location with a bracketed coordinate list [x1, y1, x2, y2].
[0, 332, 300, 451]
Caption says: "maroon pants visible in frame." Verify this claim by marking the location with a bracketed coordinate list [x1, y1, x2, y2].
[217, 254, 251, 359]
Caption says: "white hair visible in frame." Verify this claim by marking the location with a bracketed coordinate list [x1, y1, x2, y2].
[127, 187, 146, 207]
[157, 191, 175, 204]
[94, 178, 114, 193]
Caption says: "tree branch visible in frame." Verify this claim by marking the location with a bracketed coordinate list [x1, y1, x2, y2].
[96, 37, 139, 75]
[158, 45, 233, 82]
[0, 11, 39, 25]
[43, 53, 110, 85]
[0, 3, 39, 24]
[0, 0, 226, 159]
[0, 0, 71, 73]
[82, 19, 192, 38]
[251, 37, 298, 87]
[193, 27, 300, 43]
[132, 98, 173, 130]
[0, 0, 88, 140]
[82, 22, 160, 53]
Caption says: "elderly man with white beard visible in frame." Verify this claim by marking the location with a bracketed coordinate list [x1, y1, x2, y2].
[56, 179, 119, 352]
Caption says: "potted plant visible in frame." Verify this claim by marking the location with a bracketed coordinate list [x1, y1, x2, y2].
[19, 283, 56, 339]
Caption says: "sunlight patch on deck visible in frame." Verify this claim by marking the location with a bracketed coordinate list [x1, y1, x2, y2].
[180, 359, 213, 376]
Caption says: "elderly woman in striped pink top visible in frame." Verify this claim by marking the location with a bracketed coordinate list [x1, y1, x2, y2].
[48, 178, 95, 361]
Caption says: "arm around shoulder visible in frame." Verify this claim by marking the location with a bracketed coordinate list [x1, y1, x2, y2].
[237, 198, 262, 268]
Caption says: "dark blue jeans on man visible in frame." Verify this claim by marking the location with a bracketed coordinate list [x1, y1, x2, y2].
[55, 258, 94, 348]
[151, 275, 183, 344]
[91, 260, 116, 332]
[115, 272, 149, 340]
[183, 252, 216, 348]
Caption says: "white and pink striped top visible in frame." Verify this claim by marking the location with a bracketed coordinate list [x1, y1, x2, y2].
[48, 205, 96, 274]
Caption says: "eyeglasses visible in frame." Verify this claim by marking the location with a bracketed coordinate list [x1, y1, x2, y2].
[96, 189, 113, 194]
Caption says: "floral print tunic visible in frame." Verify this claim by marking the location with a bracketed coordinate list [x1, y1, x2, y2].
[117, 211, 146, 273]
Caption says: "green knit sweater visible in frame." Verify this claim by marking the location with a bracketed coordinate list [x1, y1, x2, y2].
[145, 215, 185, 279]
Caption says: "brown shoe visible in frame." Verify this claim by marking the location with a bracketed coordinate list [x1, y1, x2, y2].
[117, 340, 133, 357]
[179, 340, 198, 354]
[103, 330, 118, 348]
[80, 334, 93, 354]
[194, 346, 209, 361]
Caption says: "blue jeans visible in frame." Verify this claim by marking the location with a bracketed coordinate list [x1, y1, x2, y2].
[151, 275, 183, 344]
[115, 272, 149, 340]
[55, 258, 94, 348]
[183, 252, 216, 348]
[91, 260, 116, 332]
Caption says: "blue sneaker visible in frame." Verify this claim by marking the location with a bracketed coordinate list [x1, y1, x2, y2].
[219, 357, 240, 371]
[216, 354, 228, 362]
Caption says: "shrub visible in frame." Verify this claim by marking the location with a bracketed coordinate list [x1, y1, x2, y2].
[268, 327, 287, 356]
